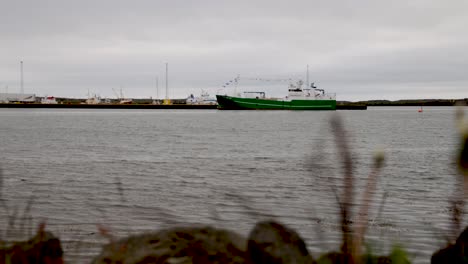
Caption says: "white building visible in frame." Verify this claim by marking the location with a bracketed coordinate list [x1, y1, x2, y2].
[0, 93, 36, 103]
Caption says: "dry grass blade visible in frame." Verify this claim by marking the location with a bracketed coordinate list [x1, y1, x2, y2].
[115, 176, 126, 203]
[26, 214, 33, 239]
[37, 221, 46, 234]
[19, 195, 35, 239]
[0, 167, 8, 215]
[209, 204, 222, 224]
[330, 185, 345, 219]
[5, 207, 19, 239]
[375, 191, 388, 221]
[305, 206, 329, 253]
[97, 223, 115, 243]
[354, 150, 384, 260]
[459, 127, 468, 178]
[330, 114, 355, 256]
[0, 167, 3, 198]
[450, 200, 463, 241]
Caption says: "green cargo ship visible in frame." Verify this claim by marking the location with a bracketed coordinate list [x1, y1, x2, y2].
[216, 80, 336, 110]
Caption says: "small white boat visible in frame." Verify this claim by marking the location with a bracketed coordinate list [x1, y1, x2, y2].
[85, 91, 102, 104]
[86, 95, 102, 104]
[186, 90, 217, 105]
[41, 96, 58, 104]
[119, 99, 133, 104]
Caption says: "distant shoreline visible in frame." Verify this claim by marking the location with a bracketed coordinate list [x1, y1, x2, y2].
[339, 98, 467, 106]
[50, 97, 465, 107]
[0, 98, 465, 110]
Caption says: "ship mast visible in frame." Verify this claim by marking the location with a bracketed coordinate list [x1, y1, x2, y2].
[162, 62, 172, 104]
[306, 64, 309, 89]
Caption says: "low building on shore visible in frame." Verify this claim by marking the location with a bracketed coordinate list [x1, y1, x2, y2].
[0, 93, 37, 103]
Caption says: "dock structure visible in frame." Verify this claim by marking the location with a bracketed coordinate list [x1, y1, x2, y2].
[0, 103, 218, 109]
[0, 103, 369, 110]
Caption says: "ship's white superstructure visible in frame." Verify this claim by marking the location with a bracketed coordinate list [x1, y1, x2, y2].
[186, 90, 217, 105]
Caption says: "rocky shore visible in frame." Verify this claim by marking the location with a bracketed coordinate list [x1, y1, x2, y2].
[5, 220, 468, 264]
[0, 220, 388, 264]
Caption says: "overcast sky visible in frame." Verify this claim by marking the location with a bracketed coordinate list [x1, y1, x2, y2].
[1, 0, 467, 101]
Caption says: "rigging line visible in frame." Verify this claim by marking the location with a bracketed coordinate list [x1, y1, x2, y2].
[242, 77, 294, 82]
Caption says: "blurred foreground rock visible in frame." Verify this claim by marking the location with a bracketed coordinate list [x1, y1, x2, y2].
[0, 219, 433, 263]
[0, 231, 63, 264]
[248, 221, 314, 264]
[92, 221, 314, 264]
[92, 226, 249, 264]
[431, 226, 468, 264]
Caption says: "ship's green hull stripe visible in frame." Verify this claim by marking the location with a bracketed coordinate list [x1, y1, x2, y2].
[237, 100, 333, 108]
[216, 95, 336, 110]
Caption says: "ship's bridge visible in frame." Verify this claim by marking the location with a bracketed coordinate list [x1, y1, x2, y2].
[243, 91, 266, 99]
[287, 81, 336, 100]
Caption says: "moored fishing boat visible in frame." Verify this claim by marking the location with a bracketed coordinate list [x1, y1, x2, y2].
[216, 80, 336, 110]
[41, 96, 58, 104]
[186, 90, 217, 105]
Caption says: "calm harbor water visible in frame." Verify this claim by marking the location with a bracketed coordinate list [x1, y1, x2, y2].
[0, 107, 465, 263]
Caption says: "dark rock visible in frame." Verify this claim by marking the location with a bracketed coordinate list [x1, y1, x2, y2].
[319, 252, 405, 264]
[456, 223, 468, 253]
[317, 252, 352, 264]
[92, 225, 250, 264]
[431, 244, 459, 264]
[0, 231, 63, 264]
[431, 226, 468, 264]
[247, 221, 314, 264]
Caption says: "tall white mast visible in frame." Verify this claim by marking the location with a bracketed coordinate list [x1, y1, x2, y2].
[156, 76, 159, 99]
[306, 64, 309, 89]
[165, 63, 168, 100]
[20, 61, 24, 94]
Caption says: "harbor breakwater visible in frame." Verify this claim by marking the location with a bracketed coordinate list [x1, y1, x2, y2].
[0, 103, 218, 110]
[0, 103, 366, 110]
